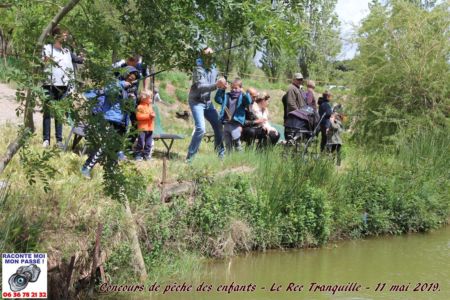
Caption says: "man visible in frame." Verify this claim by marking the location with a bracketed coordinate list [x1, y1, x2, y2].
[282, 73, 306, 124]
[186, 47, 226, 161]
[42, 26, 84, 149]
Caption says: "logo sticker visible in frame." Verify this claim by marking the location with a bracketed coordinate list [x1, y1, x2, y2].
[2, 253, 47, 299]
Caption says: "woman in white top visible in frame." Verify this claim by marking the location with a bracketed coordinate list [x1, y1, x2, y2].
[41, 26, 83, 148]
[251, 92, 280, 146]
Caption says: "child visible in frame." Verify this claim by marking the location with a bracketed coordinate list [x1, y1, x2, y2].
[326, 113, 343, 166]
[81, 66, 139, 178]
[215, 78, 252, 152]
[135, 90, 155, 161]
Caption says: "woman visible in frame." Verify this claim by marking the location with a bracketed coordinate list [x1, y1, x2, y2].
[251, 92, 279, 147]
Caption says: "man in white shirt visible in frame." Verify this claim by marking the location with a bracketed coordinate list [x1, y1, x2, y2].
[41, 26, 83, 148]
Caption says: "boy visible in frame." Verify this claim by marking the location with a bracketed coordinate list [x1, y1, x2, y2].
[81, 66, 139, 178]
[215, 78, 252, 152]
[135, 90, 155, 161]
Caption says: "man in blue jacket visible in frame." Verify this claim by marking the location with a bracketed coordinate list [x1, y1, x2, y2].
[81, 66, 139, 178]
[186, 47, 227, 161]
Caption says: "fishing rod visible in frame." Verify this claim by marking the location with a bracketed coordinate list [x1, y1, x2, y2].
[129, 43, 244, 83]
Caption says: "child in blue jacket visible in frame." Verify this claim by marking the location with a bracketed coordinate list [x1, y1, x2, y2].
[81, 66, 139, 178]
[215, 78, 252, 152]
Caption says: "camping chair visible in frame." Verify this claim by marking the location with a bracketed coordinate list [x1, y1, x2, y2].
[270, 123, 285, 143]
[152, 103, 184, 158]
[64, 121, 88, 155]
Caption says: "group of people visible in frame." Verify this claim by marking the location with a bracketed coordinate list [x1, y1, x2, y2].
[40, 28, 343, 179]
[186, 47, 343, 165]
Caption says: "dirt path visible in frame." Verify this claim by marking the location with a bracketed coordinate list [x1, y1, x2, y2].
[0, 83, 41, 126]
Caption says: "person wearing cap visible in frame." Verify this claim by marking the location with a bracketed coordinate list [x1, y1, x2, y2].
[305, 80, 317, 111]
[319, 90, 333, 152]
[186, 47, 226, 161]
[282, 73, 307, 124]
[80, 66, 139, 178]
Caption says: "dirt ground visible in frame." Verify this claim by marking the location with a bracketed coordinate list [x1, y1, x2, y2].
[0, 83, 41, 126]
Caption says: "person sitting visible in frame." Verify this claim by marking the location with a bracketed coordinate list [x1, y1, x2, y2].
[251, 92, 279, 147]
[241, 87, 266, 146]
[215, 78, 252, 152]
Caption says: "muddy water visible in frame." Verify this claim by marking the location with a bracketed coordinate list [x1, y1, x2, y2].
[106, 226, 450, 300]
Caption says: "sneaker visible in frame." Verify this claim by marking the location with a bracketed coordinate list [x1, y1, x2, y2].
[135, 155, 143, 161]
[42, 140, 50, 148]
[143, 155, 152, 161]
[80, 166, 91, 179]
[56, 141, 65, 150]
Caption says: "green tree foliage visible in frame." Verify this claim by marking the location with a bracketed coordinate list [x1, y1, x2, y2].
[290, 0, 341, 79]
[260, 0, 341, 81]
[113, 0, 306, 72]
[351, 0, 450, 145]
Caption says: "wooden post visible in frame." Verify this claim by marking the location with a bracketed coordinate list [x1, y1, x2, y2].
[89, 223, 103, 296]
[63, 255, 76, 300]
[160, 157, 167, 202]
[124, 201, 148, 282]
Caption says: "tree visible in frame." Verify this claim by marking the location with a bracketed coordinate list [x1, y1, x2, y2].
[283, 0, 341, 80]
[351, 0, 450, 145]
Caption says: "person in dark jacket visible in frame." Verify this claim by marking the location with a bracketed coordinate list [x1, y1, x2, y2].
[282, 73, 306, 123]
[319, 91, 333, 152]
[80, 66, 139, 178]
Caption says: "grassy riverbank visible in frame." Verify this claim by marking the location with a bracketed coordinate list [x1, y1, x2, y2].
[0, 69, 448, 292]
[0, 122, 448, 286]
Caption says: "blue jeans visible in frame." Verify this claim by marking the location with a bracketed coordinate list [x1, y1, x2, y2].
[187, 100, 224, 158]
[42, 85, 67, 142]
[135, 131, 153, 158]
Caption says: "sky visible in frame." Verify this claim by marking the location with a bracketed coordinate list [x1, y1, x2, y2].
[335, 0, 371, 60]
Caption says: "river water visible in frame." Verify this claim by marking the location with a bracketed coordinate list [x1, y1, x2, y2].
[105, 226, 450, 300]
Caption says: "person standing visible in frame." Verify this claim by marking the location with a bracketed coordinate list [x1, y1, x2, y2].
[42, 26, 83, 148]
[135, 90, 155, 161]
[326, 113, 344, 166]
[186, 47, 226, 161]
[305, 80, 317, 111]
[319, 91, 333, 152]
[282, 73, 306, 124]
